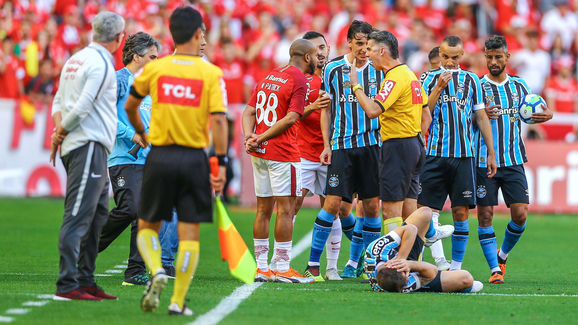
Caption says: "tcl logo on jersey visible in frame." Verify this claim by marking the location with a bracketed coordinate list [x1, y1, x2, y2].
[376, 80, 396, 103]
[158, 76, 203, 106]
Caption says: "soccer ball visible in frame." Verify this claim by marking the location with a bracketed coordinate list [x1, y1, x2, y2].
[518, 94, 545, 124]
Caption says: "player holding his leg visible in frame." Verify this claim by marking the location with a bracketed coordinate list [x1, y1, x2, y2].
[126, 7, 228, 315]
[476, 35, 552, 284]
[243, 39, 319, 284]
[305, 20, 384, 280]
[363, 207, 482, 293]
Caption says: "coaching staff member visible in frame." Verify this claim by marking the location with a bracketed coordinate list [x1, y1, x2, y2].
[125, 7, 227, 316]
[50, 11, 125, 301]
[350, 30, 431, 231]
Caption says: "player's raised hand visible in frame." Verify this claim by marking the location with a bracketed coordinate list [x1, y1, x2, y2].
[531, 104, 554, 123]
[320, 146, 332, 165]
[349, 58, 358, 86]
[314, 92, 331, 110]
[435, 71, 452, 90]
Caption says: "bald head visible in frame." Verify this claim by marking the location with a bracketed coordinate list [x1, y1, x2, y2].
[290, 39, 316, 58]
[289, 38, 317, 74]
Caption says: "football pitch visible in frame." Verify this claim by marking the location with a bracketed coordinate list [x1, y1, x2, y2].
[0, 198, 577, 324]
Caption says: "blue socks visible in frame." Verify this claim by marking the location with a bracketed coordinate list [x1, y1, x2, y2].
[478, 226, 499, 270]
[349, 216, 365, 263]
[501, 221, 526, 255]
[362, 217, 381, 248]
[341, 213, 355, 241]
[452, 220, 469, 263]
[308, 209, 335, 265]
[425, 218, 436, 238]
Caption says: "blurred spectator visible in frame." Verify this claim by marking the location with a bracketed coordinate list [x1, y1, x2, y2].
[511, 29, 550, 94]
[540, 0, 578, 50]
[543, 55, 578, 140]
[56, 5, 81, 54]
[328, 0, 363, 45]
[25, 58, 54, 103]
[0, 37, 24, 99]
[274, 23, 300, 66]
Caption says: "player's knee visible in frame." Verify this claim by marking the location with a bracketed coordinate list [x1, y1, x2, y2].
[511, 205, 528, 225]
[477, 207, 493, 226]
[363, 199, 380, 217]
[323, 197, 341, 215]
[452, 207, 469, 221]
[459, 271, 474, 289]
[376, 267, 406, 293]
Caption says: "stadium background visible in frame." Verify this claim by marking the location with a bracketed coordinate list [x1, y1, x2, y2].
[0, 0, 577, 213]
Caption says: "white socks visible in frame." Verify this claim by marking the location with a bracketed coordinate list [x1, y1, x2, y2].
[430, 212, 446, 260]
[254, 238, 269, 271]
[326, 218, 342, 270]
[274, 240, 292, 273]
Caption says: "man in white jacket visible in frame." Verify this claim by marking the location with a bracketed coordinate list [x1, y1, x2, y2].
[50, 11, 125, 301]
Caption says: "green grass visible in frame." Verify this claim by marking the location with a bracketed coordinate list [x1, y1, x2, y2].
[0, 198, 577, 324]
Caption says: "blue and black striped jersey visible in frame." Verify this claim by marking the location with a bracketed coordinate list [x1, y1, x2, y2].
[323, 55, 382, 150]
[421, 68, 484, 158]
[475, 75, 530, 167]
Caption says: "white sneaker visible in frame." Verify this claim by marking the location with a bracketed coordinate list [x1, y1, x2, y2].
[470, 280, 484, 293]
[324, 268, 343, 281]
[168, 302, 194, 316]
[425, 224, 454, 247]
[435, 257, 451, 271]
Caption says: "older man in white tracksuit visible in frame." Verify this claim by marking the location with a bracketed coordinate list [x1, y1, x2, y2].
[50, 11, 125, 301]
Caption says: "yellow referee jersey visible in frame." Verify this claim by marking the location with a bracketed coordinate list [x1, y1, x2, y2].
[374, 64, 428, 142]
[132, 54, 227, 148]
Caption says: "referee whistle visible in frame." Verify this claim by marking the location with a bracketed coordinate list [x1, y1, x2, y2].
[209, 156, 219, 178]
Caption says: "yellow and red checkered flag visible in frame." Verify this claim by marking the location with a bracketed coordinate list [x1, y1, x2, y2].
[210, 157, 256, 284]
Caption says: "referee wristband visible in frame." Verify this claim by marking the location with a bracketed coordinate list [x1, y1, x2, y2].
[352, 84, 363, 93]
[216, 155, 228, 166]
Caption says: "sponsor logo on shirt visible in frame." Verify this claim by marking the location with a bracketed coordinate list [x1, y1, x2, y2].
[157, 76, 203, 106]
[376, 80, 396, 103]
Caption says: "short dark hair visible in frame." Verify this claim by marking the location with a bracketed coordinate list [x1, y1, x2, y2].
[442, 35, 463, 47]
[170, 7, 204, 45]
[303, 31, 326, 43]
[347, 20, 372, 41]
[377, 267, 406, 292]
[428, 46, 440, 61]
[368, 30, 399, 59]
[485, 35, 508, 52]
[122, 32, 160, 66]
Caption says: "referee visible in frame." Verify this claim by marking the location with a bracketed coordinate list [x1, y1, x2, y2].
[125, 7, 228, 316]
[350, 30, 446, 235]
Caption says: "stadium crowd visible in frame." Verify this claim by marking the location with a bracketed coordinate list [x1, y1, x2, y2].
[0, 0, 577, 142]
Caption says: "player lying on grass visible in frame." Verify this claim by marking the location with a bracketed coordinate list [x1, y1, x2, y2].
[364, 207, 483, 293]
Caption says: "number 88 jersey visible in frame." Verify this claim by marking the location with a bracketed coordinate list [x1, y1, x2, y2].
[248, 65, 309, 162]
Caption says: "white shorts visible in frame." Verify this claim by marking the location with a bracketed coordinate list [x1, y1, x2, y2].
[251, 156, 302, 197]
[301, 158, 327, 197]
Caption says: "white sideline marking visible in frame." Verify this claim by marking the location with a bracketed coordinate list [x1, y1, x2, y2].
[189, 230, 313, 325]
[114, 265, 126, 269]
[95, 274, 113, 277]
[471, 293, 578, 297]
[105, 269, 123, 274]
[36, 294, 54, 299]
[0, 316, 14, 322]
[5, 309, 29, 315]
[22, 301, 49, 307]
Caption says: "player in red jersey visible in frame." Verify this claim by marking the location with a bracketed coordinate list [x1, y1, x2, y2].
[242, 39, 318, 284]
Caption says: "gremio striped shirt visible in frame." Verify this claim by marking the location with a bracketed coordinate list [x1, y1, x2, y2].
[421, 67, 484, 158]
[475, 75, 530, 168]
[323, 55, 383, 150]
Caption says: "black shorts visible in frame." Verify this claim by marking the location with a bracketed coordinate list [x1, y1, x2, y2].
[418, 156, 476, 210]
[379, 136, 425, 201]
[325, 145, 380, 202]
[406, 235, 425, 262]
[476, 165, 529, 207]
[139, 145, 212, 224]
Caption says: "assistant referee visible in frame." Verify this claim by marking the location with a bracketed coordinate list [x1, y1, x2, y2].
[125, 7, 228, 316]
[350, 30, 430, 231]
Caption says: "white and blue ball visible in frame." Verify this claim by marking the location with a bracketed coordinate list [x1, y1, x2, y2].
[518, 94, 545, 124]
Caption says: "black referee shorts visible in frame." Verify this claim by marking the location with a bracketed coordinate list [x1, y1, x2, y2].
[379, 136, 425, 201]
[139, 145, 212, 224]
[325, 145, 380, 203]
[418, 156, 476, 210]
[476, 165, 529, 207]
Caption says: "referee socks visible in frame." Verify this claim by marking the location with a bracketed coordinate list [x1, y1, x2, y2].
[171, 240, 199, 309]
[136, 228, 164, 276]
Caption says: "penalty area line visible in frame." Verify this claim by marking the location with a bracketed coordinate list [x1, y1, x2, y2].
[189, 230, 313, 325]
